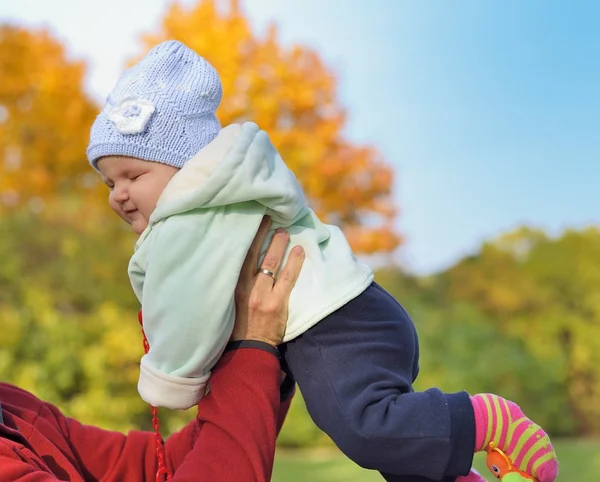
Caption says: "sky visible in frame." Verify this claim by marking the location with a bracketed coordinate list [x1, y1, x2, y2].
[2, 0, 599, 274]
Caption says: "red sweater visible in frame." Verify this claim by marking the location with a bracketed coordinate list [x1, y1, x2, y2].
[0, 348, 293, 481]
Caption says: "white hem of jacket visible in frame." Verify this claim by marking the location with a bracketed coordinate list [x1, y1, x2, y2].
[282, 272, 374, 342]
[138, 356, 210, 410]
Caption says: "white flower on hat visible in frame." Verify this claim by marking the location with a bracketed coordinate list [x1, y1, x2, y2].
[108, 97, 156, 135]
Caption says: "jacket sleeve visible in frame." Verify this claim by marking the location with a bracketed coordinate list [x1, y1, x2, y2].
[0, 446, 63, 482]
[47, 347, 287, 482]
[129, 207, 265, 410]
[164, 348, 283, 481]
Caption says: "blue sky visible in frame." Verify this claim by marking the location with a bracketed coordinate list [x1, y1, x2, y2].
[3, 0, 598, 274]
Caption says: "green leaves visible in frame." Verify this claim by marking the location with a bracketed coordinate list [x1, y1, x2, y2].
[441, 226, 600, 435]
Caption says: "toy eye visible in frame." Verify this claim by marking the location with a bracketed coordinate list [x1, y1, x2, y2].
[492, 465, 500, 473]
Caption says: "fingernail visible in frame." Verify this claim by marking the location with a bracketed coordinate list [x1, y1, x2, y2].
[293, 246, 304, 255]
[275, 227, 287, 235]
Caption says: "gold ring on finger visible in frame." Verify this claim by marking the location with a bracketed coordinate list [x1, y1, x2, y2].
[257, 268, 276, 280]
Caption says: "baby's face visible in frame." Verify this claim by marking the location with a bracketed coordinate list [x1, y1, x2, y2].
[97, 156, 178, 234]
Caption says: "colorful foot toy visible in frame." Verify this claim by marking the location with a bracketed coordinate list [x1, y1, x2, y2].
[486, 442, 536, 481]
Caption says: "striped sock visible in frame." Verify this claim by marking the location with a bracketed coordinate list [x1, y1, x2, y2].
[471, 394, 559, 482]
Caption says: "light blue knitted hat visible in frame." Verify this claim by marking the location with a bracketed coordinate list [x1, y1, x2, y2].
[87, 40, 222, 169]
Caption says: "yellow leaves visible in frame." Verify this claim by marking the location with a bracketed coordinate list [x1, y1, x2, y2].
[1, 6, 402, 439]
[0, 24, 98, 211]
[1, 2, 400, 253]
[95, 302, 143, 368]
[139, 0, 399, 254]
[0, 305, 22, 347]
[444, 227, 600, 434]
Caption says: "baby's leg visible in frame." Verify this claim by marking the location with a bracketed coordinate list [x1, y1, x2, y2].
[281, 283, 475, 481]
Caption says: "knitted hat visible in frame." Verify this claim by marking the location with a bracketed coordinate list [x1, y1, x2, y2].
[87, 40, 222, 170]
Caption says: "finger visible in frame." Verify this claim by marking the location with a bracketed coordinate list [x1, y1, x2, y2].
[240, 216, 271, 282]
[256, 228, 290, 291]
[272, 245, 304, 299]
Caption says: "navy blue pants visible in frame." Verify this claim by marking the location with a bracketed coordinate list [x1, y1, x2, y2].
[281, 282, 475, 481]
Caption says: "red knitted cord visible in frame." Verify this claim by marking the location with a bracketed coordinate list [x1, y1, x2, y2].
[138, 310, 172, 482]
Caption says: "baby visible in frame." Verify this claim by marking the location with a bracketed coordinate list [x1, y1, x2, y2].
[87, 41, 558, 482]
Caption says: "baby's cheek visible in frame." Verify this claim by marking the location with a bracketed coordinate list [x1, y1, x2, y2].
[138, 201, 157, 221]
[108, 198, 121, 215]
[147, 190, 164, 217]
[132, 218, 149, 235]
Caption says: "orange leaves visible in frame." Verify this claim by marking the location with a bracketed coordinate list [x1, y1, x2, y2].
[2, 1, 400, 254]
[0, 25, 98, 210]
[140, 0, 399, 254]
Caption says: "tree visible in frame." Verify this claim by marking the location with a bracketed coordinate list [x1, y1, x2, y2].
[0, 204, 146, 431]
[0, 25, 99, 211]
[443, 227, 600, 435]
[0, 4, 402, 442]
[374, 265, 571, 435]
[140, 0, 400, 254]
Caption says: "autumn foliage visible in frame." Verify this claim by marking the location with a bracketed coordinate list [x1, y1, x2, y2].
[1, 0, 400, 254]
[1, 0, 597, 449]
[140, 0, 399, 253]
[442, 227, 600, 434]
[0, 0, 398, 439]
[0, 25, 99, 209]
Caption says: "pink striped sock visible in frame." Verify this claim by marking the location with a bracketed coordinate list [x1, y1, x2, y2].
[470, 394, 559, 482]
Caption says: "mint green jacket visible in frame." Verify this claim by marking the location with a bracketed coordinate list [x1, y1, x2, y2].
[129, 123, 373, 409]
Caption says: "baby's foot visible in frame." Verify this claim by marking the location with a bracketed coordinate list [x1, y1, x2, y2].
[471, 394, 558, 482]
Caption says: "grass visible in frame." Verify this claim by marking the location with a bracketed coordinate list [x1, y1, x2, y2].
[273, 439, 600, 481]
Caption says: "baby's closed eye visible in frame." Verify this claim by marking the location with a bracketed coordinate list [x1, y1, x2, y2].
[128, 170, 148, 181]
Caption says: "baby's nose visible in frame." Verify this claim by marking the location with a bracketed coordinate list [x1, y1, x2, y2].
[113, 185, 129, 202]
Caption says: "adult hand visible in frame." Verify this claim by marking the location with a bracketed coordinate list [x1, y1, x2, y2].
[232, 217, 305, 347]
